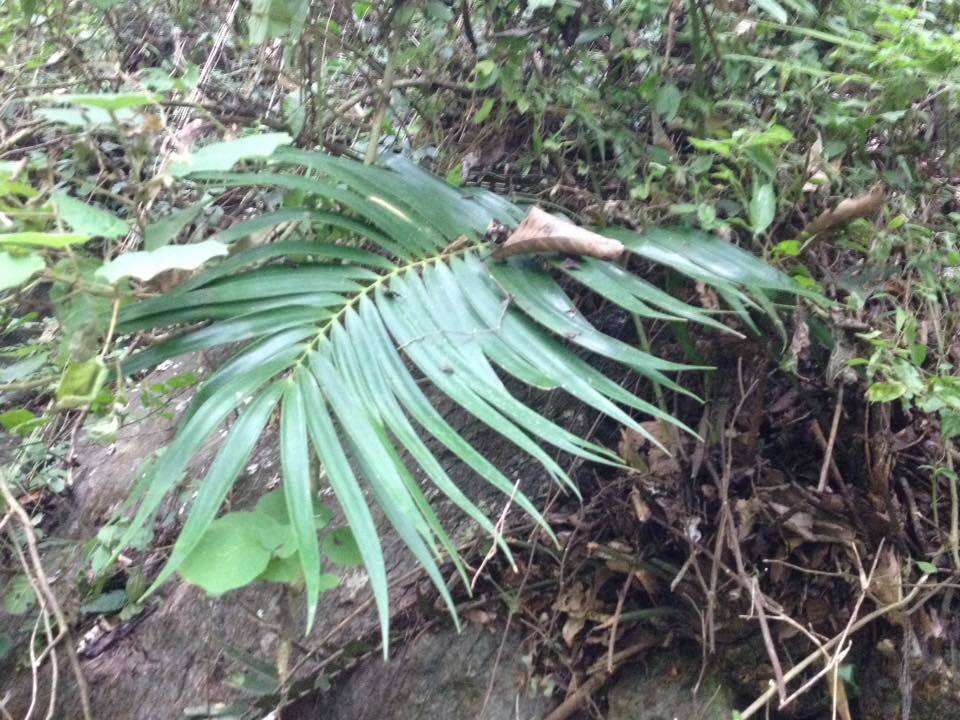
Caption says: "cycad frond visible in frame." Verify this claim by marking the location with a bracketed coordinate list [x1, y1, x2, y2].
[116, 149, 800, 647]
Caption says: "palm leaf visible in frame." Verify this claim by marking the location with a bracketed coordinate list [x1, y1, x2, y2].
[116, 148, 802, 650]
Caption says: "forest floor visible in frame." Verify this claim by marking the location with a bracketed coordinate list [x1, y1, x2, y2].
[4, 2, 960, 719]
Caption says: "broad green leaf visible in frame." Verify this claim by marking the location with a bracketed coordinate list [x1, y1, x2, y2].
[654, 84, 682, 122]
[97, 240, 228, 284]
[321, 527, 363, 567]
[773, 240, 803, 257]
[941, 410, 960, 440]
[80, 590, 128, 615]
[0, 353, 47, 383]
[171, 133, 293, 177]
[688, 137, 733, 157]
[0, 251, 44, 290]
[749, 183, 776, 236]
[0, 408, 46, 435]
[3, 576, 36, 615]
[868, 381, 907, 403]
[258, 554, 304, 583]
[0, 232, 90, 248]
[743, 146, 776, 179]
[36, 107, 119, 128]
[50, 261, 112, 360]
[53, 192, 129, 239]
[746, 124, 794, 148]
[255, 488, 333, 528]
[179, 512, 289, 596]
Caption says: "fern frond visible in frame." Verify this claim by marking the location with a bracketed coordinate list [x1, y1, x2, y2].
[115, 149, 802, 648]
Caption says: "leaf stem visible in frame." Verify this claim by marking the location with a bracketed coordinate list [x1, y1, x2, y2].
[295, 240, 490, 367]
[364, 30, 400, 166]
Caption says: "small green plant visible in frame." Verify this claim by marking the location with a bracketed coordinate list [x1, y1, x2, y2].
[177, 488, 353, 597]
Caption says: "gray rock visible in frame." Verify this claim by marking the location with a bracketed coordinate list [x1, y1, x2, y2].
[295, 625, 549, 720]
[606, 652, 734, 720]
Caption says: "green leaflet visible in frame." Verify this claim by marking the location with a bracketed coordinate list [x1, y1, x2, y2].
[144, 383, 283, 597]
[280, 378, 322, 631]
[295, 367, 390, 653]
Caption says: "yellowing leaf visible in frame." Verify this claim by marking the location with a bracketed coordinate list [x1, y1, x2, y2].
[867, 381, 907, 403]
[179, 512, 288, 596]
[56, 357, 107, 409]
[472, 98, 495, 125]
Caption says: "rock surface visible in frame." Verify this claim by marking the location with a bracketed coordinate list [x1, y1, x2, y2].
[606, 652, 734, 720]
[0, 357, 570, 719]
[296, 625, 549, 720]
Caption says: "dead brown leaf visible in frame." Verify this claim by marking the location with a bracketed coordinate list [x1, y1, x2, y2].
[620, 422, 682, 481]
[630, 487, 652, 523]
[562, 615, 586, 647]
[618, 427, 648, 471]
[802, 133, 830, 194]
[868, 548, 904, 620]
[463, 608, 497, 626]
[802, 185, 885, 237]
[492, 206, 625, 261]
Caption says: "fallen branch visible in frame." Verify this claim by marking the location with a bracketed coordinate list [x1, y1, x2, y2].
[543, 635, 659, 720]
[738, 570, 932, 719]
[817, 385, 845, 493]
